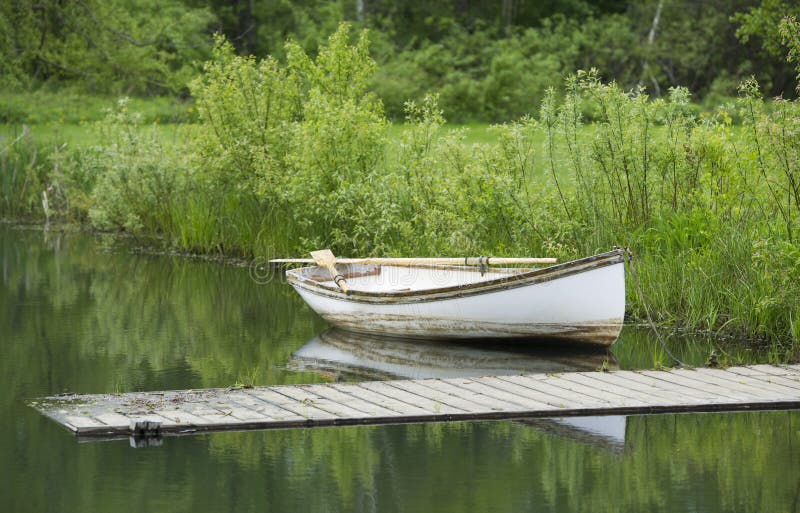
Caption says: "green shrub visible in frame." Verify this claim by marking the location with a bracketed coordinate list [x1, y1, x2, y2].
[87, 99, 188, 236]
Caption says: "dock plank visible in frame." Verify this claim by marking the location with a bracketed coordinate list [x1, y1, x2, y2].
[748, 365, 794, 376]
[64, 415, 106, 432]
[358, 381, 467, 415]
[557, 372, 664, 406]
[387, 379, 493, 413]
[269, 385, 372, 419]
[329, 383, 433, 416]
[151, 409, 214, 426]
[244, 388, 339, 420]
[505, 374, 632, 406]
[225, 391, 307, 422]
[692, 369, 800, 397]
[94, 412, 132, 427]
[182, 407, 252, 425]
[639, 370, 754, 402]
[496, 375, 609, 407]
[120, 412, 179, 430]
[667, 369, 781, 400]
[573, 371, 707, 405]
[724, 369, 800, 392]
[723, 366, 774, 377]
[300, 384, 399, 417]
[610, 371, 736, 403]
[31, 365, 800, 439]
[443, 378, 560, 411]
[420, 379, 534, 412]
[471, 376, 575, 409]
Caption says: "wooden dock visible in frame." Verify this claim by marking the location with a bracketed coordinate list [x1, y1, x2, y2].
[31, 365, 800, 440]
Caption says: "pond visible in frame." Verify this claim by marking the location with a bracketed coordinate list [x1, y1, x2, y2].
[3, 226, 799, 513]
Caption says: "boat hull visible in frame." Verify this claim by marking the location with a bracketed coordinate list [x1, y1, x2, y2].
[287, 250, 626, 345]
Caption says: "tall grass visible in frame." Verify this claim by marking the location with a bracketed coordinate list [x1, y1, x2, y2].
[0, 127, 62, 221]
[539, 69, 800, 350]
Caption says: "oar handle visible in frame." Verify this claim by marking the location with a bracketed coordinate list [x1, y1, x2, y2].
[271, 257, 557, 266]
[318, 262, 348, 294]
[310, 249, 349, 294]
[330, 271, 349, 293]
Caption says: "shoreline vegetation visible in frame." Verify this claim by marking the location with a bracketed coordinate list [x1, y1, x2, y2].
[2, 20, 800, 360]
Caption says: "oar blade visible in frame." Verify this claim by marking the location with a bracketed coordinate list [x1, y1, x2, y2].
[310, 249, 336, 268]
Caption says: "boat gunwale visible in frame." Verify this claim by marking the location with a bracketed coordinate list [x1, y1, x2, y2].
[286, 249, 625, 304]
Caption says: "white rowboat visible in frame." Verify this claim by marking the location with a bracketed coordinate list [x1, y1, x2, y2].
[284, 249, 627, 346]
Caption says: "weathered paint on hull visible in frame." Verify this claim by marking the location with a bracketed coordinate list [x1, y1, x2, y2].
[313, 316, 623, 344]
[288, 251, 626, 346]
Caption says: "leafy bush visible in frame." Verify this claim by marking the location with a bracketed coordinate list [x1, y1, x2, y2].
[87, 99, 188, 235]
[187, 24, 388, 255]
[185, 26, 553, 257]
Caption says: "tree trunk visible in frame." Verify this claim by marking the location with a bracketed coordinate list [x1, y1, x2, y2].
[501, 0, 514, 35]
[236, 0, 256, 54]
[356, 0, 364, 22]
[641, 0, 664, 97]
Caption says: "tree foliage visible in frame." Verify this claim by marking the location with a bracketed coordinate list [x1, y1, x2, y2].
[0, 0, 215, 94]
[3, 0, 800, 120]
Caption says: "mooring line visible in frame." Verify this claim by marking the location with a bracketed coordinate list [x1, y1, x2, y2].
[621, 247, 688, 368]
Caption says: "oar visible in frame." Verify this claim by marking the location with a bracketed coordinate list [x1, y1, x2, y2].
[272, 256, 558, 266]
[310, 249, 349, 294]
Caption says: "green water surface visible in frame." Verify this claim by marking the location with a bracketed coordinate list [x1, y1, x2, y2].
[2, 226, 799, 513]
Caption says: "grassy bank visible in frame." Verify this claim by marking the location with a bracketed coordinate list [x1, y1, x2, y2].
[2, 25, 799, 359]
[2, 110, 798, 357]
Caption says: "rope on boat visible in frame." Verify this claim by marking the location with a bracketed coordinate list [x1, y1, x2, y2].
[620, 246, 687, 368]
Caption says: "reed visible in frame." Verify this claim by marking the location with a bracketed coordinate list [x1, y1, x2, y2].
[0, 127, 69, 221]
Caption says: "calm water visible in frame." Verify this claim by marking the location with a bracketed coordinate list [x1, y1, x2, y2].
[3, 226, 799, 513]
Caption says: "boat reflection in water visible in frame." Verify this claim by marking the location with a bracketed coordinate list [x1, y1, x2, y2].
[290, 328, 617, 381]
[515, 416, 627, 453]
[291, 328, 627, 451]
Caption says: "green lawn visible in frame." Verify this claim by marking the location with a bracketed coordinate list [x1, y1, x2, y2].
[0, 91, 193, 125]
[3, 120, 502, 149]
